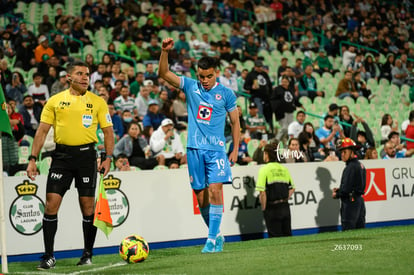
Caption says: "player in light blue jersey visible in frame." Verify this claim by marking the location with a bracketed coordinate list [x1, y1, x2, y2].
[159, 37, 240, 253]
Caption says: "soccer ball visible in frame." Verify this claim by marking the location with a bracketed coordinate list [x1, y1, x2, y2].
[119, 235, 149, 263]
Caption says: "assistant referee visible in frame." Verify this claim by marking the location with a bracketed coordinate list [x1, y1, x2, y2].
[256, 143, 296, 237]
[26, 60, 114, 270]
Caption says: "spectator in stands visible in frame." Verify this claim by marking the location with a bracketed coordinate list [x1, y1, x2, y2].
[107, 102, 124, 140]
[81, 9, 97, 32]
[173, 90, 188, 123]
[229, 28, 244, 54]
[160, 99, 186, 131]
[113, 154, 131, 171]
[34, 35, 55, 68]
[252, 138, 279, 165]
[219, 67, 238, 92]
[150, 118, 187, 167]
[338, 105, 354, 138]
[84, 53, 97, 74]
[284, 137, 306, 163]
[174, 33, 190, 54]
[314, 49, 337, 76]
[6, 72, 26, 105]
[382, 140, 414, 159]
[228, 129, 252, 166]
[381, 113, 398, 144]
[244, 60, 272, 117]
[19, 95, 43, 137]
[364, 147, 378, 160]
[147, 37, 162, 61]
[114, 122, 159, 170]
[271, 76, 302, 142]
[161, 6, 173, 29]
[298, 65, 324, 102]
[277, 57, 289, 79]
[288, 111, 306, 139]
[319, 103, 340, 128]
[300, 29, 319, 53]
[27, 72, 49, 105]
[130, 72, 144, 98]
[119, 37, 140, 63]
[14, 22, 37, 70]
[392, 59, 411, 87]
[90, 63, 105, 91]
[38, 15, 54, 36]
[237, 69, 248, 94]
[335, 71, 359, 100]
[363, 54, 377, 81]
[242, 35, 258, 62]
[316, 115, 344, 150]
[141, 18, 158, 42]
[135, 83, 151, 121]
[50, 71, 69, 96]
[0, 28, 15, 60]
[298, 131, 314, 162]
[114, 85, 137, 117]
[353, 71, 372, 100]
[70, 20, 92, 52]
[245, 102, 267, 140]
[217, 34, 234, 62]
[142, 99, 165, 130]
[342, 46, 356, 69]
[101, 72, 113, 94]
[379, 54, 395, 82]
[404, 111, 414, 150]
[292, 58, 304, 81]
[144, 63, 158, 85]
[0, 60, 12, 90]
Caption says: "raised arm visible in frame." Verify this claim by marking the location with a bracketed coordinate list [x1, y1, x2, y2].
[158, 37, 181, 88]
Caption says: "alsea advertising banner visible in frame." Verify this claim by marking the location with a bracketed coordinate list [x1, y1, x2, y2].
[3, 159, 414, 256]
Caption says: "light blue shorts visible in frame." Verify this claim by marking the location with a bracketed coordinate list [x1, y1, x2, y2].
[187, 148, 233, 190]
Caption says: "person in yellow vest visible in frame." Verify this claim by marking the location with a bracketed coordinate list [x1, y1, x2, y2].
[256, 143, 296, 237]
[26, 61, 114, 270]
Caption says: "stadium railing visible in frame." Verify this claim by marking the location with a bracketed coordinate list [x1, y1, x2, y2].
[2, 12, 37, 34]
[339, 41, 379, 56]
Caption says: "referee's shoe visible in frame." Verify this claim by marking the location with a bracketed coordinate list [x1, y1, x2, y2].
[37, 254, 56, 270]
[77, 250, 92, 265]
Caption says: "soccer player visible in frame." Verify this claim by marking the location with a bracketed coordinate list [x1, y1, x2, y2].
[26, 61, 114, 269]
[158, 37, 240, 253]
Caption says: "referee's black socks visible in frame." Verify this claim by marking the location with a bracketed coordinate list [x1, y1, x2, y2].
[82, 215, 97, 254]
[43, 214, 58, 256]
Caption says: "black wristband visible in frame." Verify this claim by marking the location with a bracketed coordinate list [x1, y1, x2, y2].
[28, 155, 37, 162]
[106, 155, 113, 160]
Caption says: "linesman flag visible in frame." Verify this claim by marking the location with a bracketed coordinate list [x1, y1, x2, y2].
[0, 85, 12, 136]
[94, 173, 113, 238]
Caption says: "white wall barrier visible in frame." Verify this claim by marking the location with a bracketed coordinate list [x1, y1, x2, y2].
[4, 159, 414, 256]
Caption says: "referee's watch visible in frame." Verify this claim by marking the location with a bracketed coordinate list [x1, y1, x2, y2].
[28, 155, 37, 162]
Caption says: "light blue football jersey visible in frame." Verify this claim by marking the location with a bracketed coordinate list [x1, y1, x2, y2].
[180, 76, 237, 152]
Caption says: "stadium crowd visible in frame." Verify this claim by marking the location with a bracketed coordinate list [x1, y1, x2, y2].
[1, 0, 414, 176]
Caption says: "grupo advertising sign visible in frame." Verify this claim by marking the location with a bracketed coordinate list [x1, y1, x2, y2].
[3, 159, 414, 256]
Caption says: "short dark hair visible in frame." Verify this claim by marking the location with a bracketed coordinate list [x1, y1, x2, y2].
[198, 56, 219, 70]
[409, 110, 414, 121]
[388, 131, 399, 140]
[296, 110, 305, 117]
[33, 72, 43, 79]
[324, 114, 334, 121]
[66, 60, 88, 74]
[263, 143, 278, 162]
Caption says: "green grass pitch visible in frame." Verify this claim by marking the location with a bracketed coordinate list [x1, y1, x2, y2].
[6, 225, 414, 274]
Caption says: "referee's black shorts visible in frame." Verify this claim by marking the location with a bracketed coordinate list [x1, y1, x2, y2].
[46, 143, 97, 197]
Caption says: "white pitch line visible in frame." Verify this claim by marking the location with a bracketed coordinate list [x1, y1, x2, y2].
[12, 261, 126, 275]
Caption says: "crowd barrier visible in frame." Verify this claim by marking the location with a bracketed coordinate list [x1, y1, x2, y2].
[4, 158, 414, 262]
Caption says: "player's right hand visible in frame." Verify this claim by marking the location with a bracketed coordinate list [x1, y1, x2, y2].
[26, 161, 38, 181]
[162, 37, 174, 51]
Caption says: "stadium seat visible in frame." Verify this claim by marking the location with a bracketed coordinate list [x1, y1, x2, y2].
[153, 165, 168, 170]
[18, 146, 30, 164]
[179, 164, 188, 169]
[129, 166, 141, 171]
[247, 139, 260, 157]
[14, 170, 28, 177]
[38, 157, 52, 175]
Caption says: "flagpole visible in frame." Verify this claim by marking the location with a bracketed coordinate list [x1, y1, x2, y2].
[0, 137, 9, 273]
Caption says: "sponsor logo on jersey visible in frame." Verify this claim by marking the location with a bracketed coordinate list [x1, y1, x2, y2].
[215, 94, 222, 100]
[197, 105, 212, 121]
[106, 113, 112, 123]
